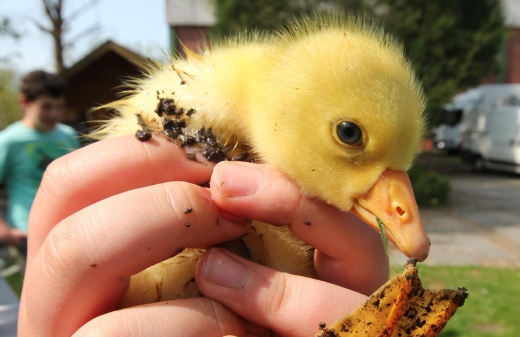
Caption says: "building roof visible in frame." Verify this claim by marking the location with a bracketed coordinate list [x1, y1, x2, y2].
[62, 40, 147, 80]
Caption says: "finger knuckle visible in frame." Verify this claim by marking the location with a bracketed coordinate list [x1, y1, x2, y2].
[39, 158, 68, 198]
[265, 273, 290, 318]
[42, 212, 100, 277]
[160, 182, 200, 221]
[269, 169, 305, 226]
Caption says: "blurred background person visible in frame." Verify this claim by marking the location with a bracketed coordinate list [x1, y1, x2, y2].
[0, 70, 79, 256]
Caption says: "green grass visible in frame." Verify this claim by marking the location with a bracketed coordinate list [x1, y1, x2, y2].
[2, 257, 23, 297]
[391, 264, 520, 337]
[4, 271, 23, 297]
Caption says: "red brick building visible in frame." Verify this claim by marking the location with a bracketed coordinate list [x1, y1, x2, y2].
[166, 0, 215, 58]
[503, 0, 520, 83]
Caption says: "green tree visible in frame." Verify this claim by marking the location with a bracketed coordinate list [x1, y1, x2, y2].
[212, 0, 294, 34]
[0, 18, 21, 63]
[0, 18, 19, 38]
[372, 0, 504, 125]
[0, 69, 21, 130]
[0, 19, 20, 129]
[211, 0, 504, 125]
[211, 0, 371, 35]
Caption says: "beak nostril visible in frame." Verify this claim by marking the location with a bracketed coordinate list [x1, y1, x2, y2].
[396, 206, 405, 217]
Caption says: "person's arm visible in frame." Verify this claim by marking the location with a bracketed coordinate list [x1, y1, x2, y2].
[19, 135, 388, 337]
[0, 217, 27, 246]
[0, 217, 13, 242]
[0, 139, 26, 246]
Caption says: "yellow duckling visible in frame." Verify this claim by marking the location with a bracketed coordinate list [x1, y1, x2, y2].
[94, 13, 430, 307]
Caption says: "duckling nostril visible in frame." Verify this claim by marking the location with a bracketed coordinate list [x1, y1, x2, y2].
[396, 206, 405, 217]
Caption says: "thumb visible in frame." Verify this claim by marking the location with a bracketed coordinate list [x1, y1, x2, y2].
[196, 248, 367, 337]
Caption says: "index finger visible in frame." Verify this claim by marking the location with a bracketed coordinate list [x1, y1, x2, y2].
[210, 161, 389, 295]
[29, 135, 214, 262]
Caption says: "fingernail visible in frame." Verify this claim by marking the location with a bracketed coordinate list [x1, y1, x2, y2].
[204, 248, 250, 288]
[215, 162, 265, 197]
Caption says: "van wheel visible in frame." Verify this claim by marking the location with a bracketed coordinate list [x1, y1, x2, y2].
[472, 157, 486, 173]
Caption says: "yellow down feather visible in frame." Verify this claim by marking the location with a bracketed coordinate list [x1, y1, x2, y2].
[92, 13, 430, 308]
[94, 13, 426, 214]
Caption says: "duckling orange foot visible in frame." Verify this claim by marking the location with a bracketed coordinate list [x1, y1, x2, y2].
[316, 259, 468, 337]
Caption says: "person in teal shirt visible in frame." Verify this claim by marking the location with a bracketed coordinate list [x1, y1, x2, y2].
[0, 70, 79, 254]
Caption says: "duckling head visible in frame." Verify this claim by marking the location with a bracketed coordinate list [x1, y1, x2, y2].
[246, 16, 429, 261]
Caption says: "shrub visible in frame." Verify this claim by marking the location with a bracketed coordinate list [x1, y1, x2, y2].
[408, 165, 451, 207]
[0, 69, 20, 129]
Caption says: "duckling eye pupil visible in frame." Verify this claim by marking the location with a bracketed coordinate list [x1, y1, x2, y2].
[336, 122, 362, 146]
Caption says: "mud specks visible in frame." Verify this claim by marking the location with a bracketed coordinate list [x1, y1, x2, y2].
[304, 221, 312, 226]
[231, 152, 249, 161]
[135, 130, 152, 141]
[155, 98, 177, 116]
[184, 207, 193, 214]
[153, 93, 250, 163]
[135, 113, 152, 141]
[194, 127, 227, 162]
[185, 223, 191, 228]
[317, 322, 338, 337]
[90, 263, 97, 268]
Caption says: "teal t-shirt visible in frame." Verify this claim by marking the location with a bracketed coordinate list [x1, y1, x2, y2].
[0, 122, 80, 232]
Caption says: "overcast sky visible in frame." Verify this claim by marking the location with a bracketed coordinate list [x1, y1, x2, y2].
[1, 0, 170, 75]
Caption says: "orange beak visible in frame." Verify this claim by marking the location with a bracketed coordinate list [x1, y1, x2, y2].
[351, 168, 430, 261]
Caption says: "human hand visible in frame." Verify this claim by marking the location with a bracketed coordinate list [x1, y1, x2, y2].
[19, 135, 388, 336]
[208, 161, 389, 295]
[74, 248, 373, 337]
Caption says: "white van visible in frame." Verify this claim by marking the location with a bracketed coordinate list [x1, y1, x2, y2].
[434, 120, 463, 153]
[460, 84, 520, 173]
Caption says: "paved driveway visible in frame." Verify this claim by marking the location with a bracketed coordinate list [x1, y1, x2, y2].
[391, 171, 520, 267]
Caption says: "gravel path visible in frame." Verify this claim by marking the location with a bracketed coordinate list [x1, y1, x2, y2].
[391, 172, 520, 268]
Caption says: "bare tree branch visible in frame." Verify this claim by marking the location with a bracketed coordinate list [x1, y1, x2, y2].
[31, 17, 53, 34]
[35, 0, 98, 75]
[56, 0, 63, 16]
[67, 0, 96, 23]
[42, 0, 54, 19]
[38, 0, 66, 74]
[66, 24, 100, 46]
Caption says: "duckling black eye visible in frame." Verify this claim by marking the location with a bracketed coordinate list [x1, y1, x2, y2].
[336, 122, 363, 146]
